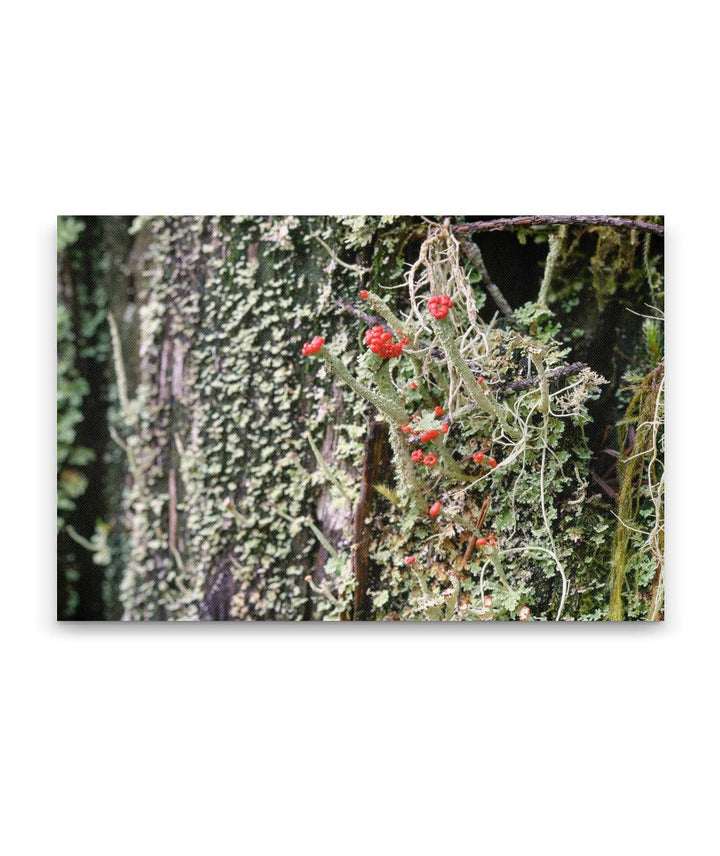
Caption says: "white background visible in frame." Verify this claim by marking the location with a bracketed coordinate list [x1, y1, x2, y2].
[1, 2, 718, 854]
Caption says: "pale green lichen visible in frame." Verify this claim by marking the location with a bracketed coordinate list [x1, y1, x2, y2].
[115, 216, 370, 620]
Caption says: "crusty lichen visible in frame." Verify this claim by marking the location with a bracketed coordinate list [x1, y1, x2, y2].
[116, 216, 371, 619]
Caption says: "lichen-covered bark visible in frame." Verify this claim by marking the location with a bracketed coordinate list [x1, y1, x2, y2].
[115, 216, 370, 619]
[58, 214, 663, 621]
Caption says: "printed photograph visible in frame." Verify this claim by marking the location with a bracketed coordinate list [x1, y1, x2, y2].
[57, 215, 664, 621]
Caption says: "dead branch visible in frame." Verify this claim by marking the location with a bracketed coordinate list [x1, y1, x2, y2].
[453, 215, 664, 237]
[456, 234, 515, 319]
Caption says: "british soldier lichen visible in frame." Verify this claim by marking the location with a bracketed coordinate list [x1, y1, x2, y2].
[104, 215, 663, 622]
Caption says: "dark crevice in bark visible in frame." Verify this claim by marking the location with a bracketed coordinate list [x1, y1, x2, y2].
[351, 420, 390, 620]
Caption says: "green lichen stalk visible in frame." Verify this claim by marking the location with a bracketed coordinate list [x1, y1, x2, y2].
[431, 314, 520, 438]
[321, 350, 408, 424]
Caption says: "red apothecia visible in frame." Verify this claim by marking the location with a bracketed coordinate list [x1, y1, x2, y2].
[428, 294, 453, 319]
[364, 326, 410, 359]
[301, 336, 324, 356]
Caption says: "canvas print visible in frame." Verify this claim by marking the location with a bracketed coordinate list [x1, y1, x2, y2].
[57, 215, 664, 621]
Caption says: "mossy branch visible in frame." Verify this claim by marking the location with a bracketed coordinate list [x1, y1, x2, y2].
[608, 364, 664, 621]
[538, 230, 565, 310]
[432, 443, 474, 482]
[530, 351, 550, 414]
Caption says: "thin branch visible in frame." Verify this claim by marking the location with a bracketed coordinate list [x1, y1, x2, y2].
[493, 361, 589, 396]
[537, 228, 565, 309]
[108, 313, 129, 413]
[591, 470, 620, 501]
[453, 215, 664, 237]
[309, 233, 371, 274]
[456, 234, 515, 319]
[65, 525, 96, 553]
[334, 299, 389, 330]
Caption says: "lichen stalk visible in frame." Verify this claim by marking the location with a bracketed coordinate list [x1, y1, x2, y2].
[321, 350, 408, 424]
[432, 316, 520, 438]
[388, 426, 428, 513]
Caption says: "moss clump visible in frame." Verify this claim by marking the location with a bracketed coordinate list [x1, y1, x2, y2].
[608, 362, 665, 620]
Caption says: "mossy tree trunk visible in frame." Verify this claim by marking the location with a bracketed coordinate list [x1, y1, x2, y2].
[58, 215, 663, 620]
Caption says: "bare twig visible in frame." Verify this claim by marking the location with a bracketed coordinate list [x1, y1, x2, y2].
[335, 298, 389, 331]
[310, 233, 371, 274]
[456, 234, 515, 319]
[65, 525, 96, 553]
[591, 470, 620, 501]
[108, 313, 129, 413]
